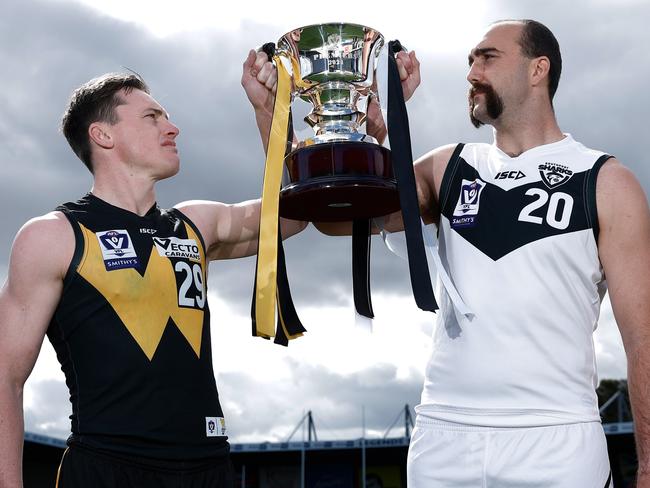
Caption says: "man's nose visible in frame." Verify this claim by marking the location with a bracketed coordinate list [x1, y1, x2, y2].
[165, 120, 180, 137]
[467, 61, 482, 85]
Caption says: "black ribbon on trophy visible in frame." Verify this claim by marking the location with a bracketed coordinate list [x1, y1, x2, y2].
[252, 24, 437, 346]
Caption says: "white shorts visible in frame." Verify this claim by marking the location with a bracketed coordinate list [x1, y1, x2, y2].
[407, 417, 612, 488]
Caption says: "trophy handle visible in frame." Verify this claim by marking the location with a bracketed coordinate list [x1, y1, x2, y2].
[390, 39, 406, 53]
[260, 42, 276, 61]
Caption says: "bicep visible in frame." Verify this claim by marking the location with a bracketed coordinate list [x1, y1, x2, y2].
[178, 200, 262, 260]
[414, 144, 455, 225]
[0, 284, 60, 389]
[0, 222, 68, 387]
[414, 158, 436, 224]
[176, 200, 259, 256]
[178, 200, 307, 260]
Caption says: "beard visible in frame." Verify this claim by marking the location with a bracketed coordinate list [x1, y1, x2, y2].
[468, 82, 504, 128]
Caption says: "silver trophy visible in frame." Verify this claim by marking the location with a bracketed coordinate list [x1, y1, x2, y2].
[252, 23, 436, 342]
[271, 23, 398, 222]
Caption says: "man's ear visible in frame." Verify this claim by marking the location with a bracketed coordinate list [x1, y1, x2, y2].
[530, 56, 551, 88]
[88, 122, 114, 149]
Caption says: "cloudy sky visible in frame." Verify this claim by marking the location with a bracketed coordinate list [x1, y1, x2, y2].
[2, 0, 647, 444]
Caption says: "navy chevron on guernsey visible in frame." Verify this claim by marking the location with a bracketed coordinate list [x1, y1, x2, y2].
[439, 140, 611, 260]
[423, 135, 611, 428]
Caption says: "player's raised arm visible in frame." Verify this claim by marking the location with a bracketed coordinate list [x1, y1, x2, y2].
[175, 200, 306, 261]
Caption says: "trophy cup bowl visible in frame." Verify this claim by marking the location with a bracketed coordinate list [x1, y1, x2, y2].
[275, 23, 399, 222]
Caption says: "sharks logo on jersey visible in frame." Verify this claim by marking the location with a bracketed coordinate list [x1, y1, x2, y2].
[539, 162, 573, 189]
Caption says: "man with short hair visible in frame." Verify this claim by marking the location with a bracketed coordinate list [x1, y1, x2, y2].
[0, 72, 305, 487]
[242, 19, 650, 487]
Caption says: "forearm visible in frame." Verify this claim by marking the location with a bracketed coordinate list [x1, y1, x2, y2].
[0, 381, 25, 488]
[254, 107, 273, 153]
[627, 344, 650, 482]
[365, 98, 387, 144]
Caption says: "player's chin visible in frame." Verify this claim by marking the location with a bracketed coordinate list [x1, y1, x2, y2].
[469, 106, 485, 129]
[158, 159, 181, 179]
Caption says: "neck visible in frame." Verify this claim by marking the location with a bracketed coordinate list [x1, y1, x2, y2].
[491, 98, 564, 157]
[493, 123, 565, 157]
[90, 172, 157, 216]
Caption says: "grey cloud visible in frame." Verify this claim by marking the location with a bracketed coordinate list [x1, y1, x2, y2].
[24, 379, 72, 439]
[207, 228, 418, 314]
[218, 360, 422, 442]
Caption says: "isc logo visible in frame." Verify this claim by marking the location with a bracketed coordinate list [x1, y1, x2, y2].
[495, 170, 526, 180]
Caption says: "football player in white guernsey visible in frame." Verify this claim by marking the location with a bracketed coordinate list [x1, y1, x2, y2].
[243, 19, 650, 488]
[404, 20, 649, 488]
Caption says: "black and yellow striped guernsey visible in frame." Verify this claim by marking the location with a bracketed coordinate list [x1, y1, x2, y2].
[48, 193, 229, 460]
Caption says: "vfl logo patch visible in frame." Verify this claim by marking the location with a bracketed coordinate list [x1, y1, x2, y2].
[452, 178, 486, 228]
[206, 417, 227, 437]
[96, 230, 139, 271]
[539, 162, 573, 189]
[153, 237, 200, 262]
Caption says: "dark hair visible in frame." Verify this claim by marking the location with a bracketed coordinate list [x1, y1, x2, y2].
[61, 73, 149, 172]
[494, 19, 562, 102]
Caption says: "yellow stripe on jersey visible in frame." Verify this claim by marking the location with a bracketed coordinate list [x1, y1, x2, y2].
[77, 223, 205, 360]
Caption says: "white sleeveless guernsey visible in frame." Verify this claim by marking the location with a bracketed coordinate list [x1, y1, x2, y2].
[418, 135, 612, 427]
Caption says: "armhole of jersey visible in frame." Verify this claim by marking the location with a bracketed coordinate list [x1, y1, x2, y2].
[56, 208, 85, 292]
[170, 208, 208, 255]
[438, 143, 465, 215]
[586, 154, 613, 242]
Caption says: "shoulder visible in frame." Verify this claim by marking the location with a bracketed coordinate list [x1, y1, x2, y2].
[14, 211, 73, 249]
[596, 157, 637, 184]
[415, 143, 463, 203]
[596, 158, 646, 207]
[173, 200, 229, 223]
[415, 143, 465, 178]
[596, 158, 650, 238]
[415, 143, 460, 168]
[173, 199, 228, 242]
[10, 211, 74, 281]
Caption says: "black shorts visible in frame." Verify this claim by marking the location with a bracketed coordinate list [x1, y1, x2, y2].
[56, 444, 234, 488]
